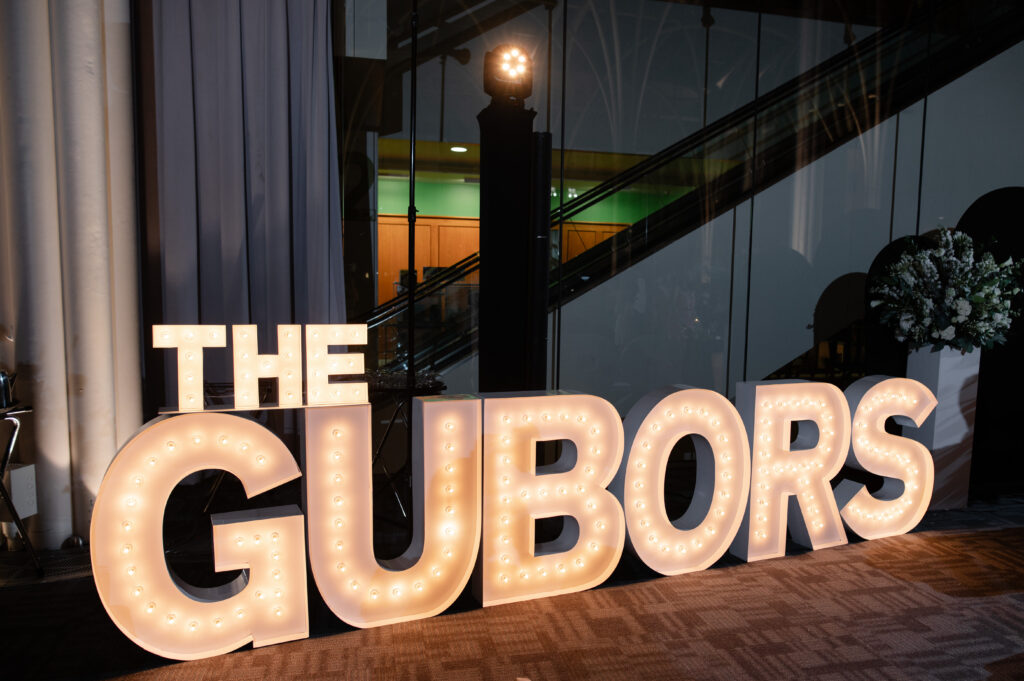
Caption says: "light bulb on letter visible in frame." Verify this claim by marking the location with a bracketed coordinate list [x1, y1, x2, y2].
[90, 413, 308, 660]
[305, 325, 368, 406]
[306, 396, 481, 627]
[479, 393, 625, 607]
[613, 386, 750, 575]
[730, 381, 851, 562]
[835, 377, 937, 539]
[153, 325, 226, 412]
[232, 325, 303, 409]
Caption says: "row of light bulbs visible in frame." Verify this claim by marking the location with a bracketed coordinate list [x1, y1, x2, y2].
[307, 398, 482, 627]
[154, 324, 368, 413]
[92, 412, 308, 660]
[92, 378, 936, 661]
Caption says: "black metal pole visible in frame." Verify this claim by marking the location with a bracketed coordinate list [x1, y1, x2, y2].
[407, 0, 418, 391]
[546, 3, 552, 133]
[477, 102, 538, 392]
[702, 4, 713, 129]
[528, 131, 552, 387]
[552, 0, 567, 389]
[439, 53, 446, 141]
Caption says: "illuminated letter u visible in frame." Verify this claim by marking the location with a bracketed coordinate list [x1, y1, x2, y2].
[306, 397, 482, 627]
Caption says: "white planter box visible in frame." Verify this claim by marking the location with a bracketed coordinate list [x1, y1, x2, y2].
[905, 346, 980, 510]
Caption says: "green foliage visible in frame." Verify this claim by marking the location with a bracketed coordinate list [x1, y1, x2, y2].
[869, 228, 1022, 352]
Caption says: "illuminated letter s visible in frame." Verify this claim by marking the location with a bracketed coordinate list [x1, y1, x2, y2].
[835, 377, 937, 539]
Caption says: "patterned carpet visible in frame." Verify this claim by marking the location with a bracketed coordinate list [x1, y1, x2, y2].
[104, 528, 1024, 681]
[4, 516, 1024, 680]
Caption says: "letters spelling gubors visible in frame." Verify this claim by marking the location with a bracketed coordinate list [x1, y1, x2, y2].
[89, 324, 937, 660]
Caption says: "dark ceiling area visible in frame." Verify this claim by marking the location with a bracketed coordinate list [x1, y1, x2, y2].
[661, 0, 918, 27]
[385, 0, 547, 74]
[380, 0, 921, 81]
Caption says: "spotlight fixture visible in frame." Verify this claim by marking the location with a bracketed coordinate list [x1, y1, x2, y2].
[450, 146, 468, 153]
[484, 44, 533, 105]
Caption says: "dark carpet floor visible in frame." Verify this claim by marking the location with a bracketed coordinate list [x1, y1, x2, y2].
[2, 498, 1024, 681]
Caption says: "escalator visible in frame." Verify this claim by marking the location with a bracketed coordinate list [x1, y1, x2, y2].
[359, 0, 1024, 379]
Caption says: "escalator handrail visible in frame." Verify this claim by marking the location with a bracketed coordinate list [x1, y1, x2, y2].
[361, 252, 480, 328]
[368, 0, 1014, 340]
[365, 7, 927, 332]
[548, 7, 932, 224]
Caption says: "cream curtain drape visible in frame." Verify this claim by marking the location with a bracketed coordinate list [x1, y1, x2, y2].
[0, 0, 142, 549]
[0, 0, 345, 549]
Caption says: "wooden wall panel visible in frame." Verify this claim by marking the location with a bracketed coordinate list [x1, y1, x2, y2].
[437, 221, 478, 265]
[375, 215, 629, 304]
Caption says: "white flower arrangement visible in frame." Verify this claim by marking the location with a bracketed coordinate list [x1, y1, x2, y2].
[869, 228, 1021, 352]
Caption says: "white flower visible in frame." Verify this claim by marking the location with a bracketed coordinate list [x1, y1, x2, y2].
[870, 227, 1019, 351]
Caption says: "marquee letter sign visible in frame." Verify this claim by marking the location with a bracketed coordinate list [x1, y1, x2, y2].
[612, 386, 750, 575]
[730, 381, 851, 562]
[835, 377, 938, 539]
[479, 393, 626, 606]
[89, 325, 938, 660]
[306, 397, 482, 627]
[90, 413, 308, 660]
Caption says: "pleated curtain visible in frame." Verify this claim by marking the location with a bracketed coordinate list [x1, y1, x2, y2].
[0, 0, 345, 549]
[146, 0, 346, 405]
[0, 0, 141, 548]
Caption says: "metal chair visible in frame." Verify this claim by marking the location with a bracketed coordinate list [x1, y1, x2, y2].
[1, 405, 42, 576]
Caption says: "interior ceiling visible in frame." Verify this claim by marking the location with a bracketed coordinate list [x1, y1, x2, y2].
[379, 0, 921, 82]
[382, 0, 921, 69]
[385, 0, 548, 75]
[656, 1, 918, 27]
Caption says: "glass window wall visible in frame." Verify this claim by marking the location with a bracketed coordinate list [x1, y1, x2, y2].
[341, 0, 1024, 409]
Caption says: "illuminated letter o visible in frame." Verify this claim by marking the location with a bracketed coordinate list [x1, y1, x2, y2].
[614, 386, 751, 575]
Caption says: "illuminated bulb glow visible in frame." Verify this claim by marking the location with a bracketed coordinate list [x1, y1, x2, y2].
[729, 382, 851, 562]
[306, 397, 481, 627]
[98, 340, 940, 662]
[305, 325, 368, 407]
[153, 325, 226, 412]
[613, 387, 751, 575]
[89, 413, 308, 660]
[232, 325, 303, 409]
[478, 393, 625, 607]
[834, 377, 937, 540]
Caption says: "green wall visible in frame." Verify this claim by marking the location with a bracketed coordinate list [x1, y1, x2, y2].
[379, 176, 689, 225]
[379, 178, 480, 218]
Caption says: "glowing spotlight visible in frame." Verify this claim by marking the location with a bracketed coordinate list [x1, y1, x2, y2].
[484, 44, 533, 104]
